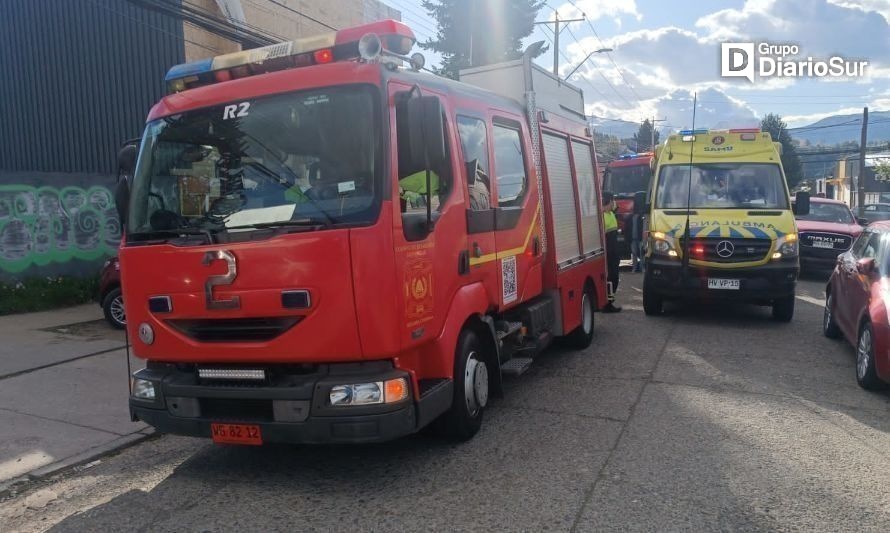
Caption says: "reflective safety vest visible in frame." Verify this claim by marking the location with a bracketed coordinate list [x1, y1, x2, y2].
[604, 211, 618, 233]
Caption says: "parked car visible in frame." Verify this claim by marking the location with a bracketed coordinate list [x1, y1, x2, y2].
[856, 203, 890, 225]
[794, 197, 862, 272]
[823, 223, 890, 389]
[99, 257, 124, 329]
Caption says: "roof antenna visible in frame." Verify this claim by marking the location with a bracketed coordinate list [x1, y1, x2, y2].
[682, 92, 698, 277]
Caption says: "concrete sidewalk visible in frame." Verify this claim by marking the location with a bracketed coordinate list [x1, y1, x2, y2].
[0, 305, 150, 488]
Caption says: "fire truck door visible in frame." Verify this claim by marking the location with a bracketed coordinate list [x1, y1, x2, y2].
[490, 118, 538, 307]
[458, 115, 499, 304]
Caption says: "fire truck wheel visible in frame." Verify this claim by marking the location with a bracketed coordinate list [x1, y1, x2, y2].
[564, 286, 595, 349]
[440, 328, 488, 441]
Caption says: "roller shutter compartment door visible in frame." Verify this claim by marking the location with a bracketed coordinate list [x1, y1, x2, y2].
[571, 140, 602, 254]
[542, 133, 581, 265]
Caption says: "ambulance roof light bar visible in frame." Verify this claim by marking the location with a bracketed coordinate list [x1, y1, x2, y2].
[165, 19, 416, 93]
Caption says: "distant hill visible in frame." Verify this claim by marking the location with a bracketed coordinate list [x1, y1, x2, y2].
[790, 110, 890, 146]
[588, 116, 670, 151]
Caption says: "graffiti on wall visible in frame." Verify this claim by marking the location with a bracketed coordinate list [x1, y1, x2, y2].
[0, 185, 121, 273]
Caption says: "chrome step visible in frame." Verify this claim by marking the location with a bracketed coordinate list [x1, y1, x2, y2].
[500, 357, 533, 376]
[496, 320, 523, 341]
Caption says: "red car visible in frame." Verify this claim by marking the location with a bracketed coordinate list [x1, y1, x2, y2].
[99, 256, 125, 329]
[795, 197, 863, 271]
[823, 222, 890, 389]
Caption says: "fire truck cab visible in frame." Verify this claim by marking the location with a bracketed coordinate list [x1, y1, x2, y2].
[602, 152, 654, 259]
[118, 21, 607, 445]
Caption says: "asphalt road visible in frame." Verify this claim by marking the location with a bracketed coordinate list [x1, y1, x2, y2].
[3, 272, 890, 532]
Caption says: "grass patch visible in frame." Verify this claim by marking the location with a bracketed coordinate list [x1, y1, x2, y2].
[0, 276, 99, 315]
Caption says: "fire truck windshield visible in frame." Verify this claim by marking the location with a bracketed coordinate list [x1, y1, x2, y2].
[128, 85, 381, 238]
[603, 165, 651, 197]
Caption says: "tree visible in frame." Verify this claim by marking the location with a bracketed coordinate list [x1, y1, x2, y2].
[760, 113, 803, 187]
[632, 119, 660, 152]
[421, 0, 546, 79]
[875, 159, 890, 182]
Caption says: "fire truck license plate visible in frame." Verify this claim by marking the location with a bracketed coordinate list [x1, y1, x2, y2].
[707, 279, 740, 290]
[211, 423, 262, 445]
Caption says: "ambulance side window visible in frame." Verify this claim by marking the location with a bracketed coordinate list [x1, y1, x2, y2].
[492, 122, 528, 208]
[457, 116, 491, 211]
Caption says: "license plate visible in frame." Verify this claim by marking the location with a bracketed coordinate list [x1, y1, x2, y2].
[211, 423, 262, 445]
[812, 241, 835, 249]
[707, 278, 740, 290]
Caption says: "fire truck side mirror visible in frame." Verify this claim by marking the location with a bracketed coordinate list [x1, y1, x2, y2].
[633, 191, 648, 215]
[793, 191, 810, 216]
[115, 178, 130, 228]
[118, 144, 137, 174]
[407, 96, 446, 169]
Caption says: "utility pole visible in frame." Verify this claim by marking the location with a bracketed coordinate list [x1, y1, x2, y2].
[650, 117, 666, 151]
[534, 12, 585, 76]
[857, 106, 868, 209]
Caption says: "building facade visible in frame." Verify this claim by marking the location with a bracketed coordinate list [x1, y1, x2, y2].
[0, 0, 399, 283]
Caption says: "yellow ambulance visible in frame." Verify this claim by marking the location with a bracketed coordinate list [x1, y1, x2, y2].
[639, 128, 809, 321]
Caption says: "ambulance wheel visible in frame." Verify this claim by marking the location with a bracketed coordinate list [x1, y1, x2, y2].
[440, 329, 488, 442]
[642, 281, 663, 316]
[772, 295, 795, 322]
[564, 286, 595, 349]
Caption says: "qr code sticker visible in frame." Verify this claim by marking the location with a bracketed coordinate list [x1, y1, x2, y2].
[502, 255, 518, 304]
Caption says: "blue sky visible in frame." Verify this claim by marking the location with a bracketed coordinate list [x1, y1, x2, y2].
[385, 0, 890, 131]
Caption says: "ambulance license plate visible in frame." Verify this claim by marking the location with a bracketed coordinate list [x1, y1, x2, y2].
[211, 423, 262, 445]
[812, 241, 834, 249]
[707, 278, 740, 290]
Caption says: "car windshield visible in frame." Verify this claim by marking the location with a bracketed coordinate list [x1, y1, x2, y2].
[603, 164, 651, 196]
[655, 163, 788, 209]
[796, 202, 854, 224]
[128, 86, 381, 238]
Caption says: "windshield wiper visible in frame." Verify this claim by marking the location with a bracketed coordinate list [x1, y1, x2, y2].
[129, 227, 217, 243]
[225, 219, 330, 231]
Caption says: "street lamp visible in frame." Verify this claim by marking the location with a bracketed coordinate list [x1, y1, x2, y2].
[564, 48, 613, 80]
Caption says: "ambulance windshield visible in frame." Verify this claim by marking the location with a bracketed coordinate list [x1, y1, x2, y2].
[655, 163, 788, 209]
[128, 85, 381, 238]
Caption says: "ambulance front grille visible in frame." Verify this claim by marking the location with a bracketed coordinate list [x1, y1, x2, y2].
[680, 237, 772, 263]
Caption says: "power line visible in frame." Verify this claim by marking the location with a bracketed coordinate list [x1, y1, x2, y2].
[263, 0, 336, 30]
[562, 24, 633, 108]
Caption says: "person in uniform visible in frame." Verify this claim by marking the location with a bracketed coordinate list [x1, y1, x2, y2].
[602, 191, 622, 313]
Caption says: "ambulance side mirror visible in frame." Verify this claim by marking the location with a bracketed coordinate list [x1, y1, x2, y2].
[407, 95, 446, 169]
[633, 191, 648, 215]
[794, 192, 810, 216]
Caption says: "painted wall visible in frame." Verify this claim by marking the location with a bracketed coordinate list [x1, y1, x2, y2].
[0, 174, 120, 283]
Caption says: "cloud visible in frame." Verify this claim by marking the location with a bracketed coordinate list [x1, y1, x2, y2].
[563, 0, 890, 125]
[552, 0, 642, 23]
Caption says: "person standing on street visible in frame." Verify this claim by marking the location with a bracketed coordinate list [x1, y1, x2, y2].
[602, 191, 622, 312]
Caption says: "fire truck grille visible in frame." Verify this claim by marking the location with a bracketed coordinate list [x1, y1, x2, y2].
[800, 232, 853, 251]
[680, 237, 772, 263]
[167, 317, 301, 343]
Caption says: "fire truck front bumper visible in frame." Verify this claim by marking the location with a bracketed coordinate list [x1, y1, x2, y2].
[129, 361, 453, 444]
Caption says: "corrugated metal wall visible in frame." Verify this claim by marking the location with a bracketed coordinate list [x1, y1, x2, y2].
[0, 0, 185, 175]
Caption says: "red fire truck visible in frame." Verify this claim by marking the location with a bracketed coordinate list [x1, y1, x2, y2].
[602, 152, 653, 258]
[116, 20, 607, 445]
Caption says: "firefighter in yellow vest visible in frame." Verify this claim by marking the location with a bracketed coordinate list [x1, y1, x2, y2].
[602, 191, 622, 312]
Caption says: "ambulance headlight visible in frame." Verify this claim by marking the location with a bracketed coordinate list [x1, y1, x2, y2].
[654, 239, 671, 253]
[774, 233, 798, 259]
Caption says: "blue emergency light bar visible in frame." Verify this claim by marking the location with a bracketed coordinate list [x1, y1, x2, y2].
[678, 129, 709, 135]
[618, 153, 638, 160]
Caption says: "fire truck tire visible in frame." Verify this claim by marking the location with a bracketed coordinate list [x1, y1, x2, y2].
[564, 286, 595, 349]
[439, 328, 487, 441]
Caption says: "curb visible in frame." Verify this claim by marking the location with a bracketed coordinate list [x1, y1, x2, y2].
[0, 429, 156, 499]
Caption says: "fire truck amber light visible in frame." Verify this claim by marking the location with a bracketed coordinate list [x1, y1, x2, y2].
[132, 378, 155, 400]
[384, 378, 409, 403]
